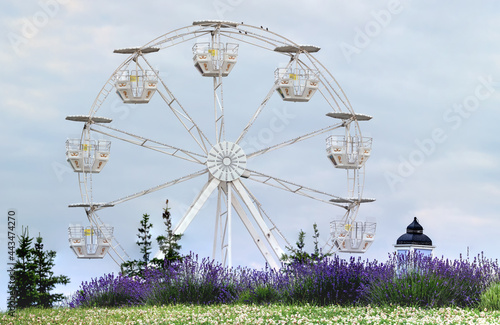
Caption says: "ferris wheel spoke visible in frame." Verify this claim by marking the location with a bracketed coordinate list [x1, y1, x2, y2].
[214, 75, 225, 143]
[140, 54, 212, 154]
[235, 80, 279, 145]
[87, 211, 130, 264]
[246, 122, 344, 159]
[90, 124, 205, 165]
[156, 87, 212, 153]
[236, 58, 299, 146]
[95, 169, 208, 210]
[244, 169, 347, 208]
[171, 177, 221, 236]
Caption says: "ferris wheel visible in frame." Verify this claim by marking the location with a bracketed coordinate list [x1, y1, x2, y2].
[65, 20, 376, 269]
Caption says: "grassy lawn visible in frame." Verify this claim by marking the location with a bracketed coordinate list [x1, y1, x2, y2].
[2, 304, 500, 325]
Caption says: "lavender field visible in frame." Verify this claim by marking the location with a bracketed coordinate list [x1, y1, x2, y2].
[3, 253, 500, 324]
[68, 253, 500, 309]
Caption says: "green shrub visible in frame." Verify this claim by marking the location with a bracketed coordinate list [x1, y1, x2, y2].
[364, 253, 494, 308]
[237, 285, 281, 305]
[479, 282, 500, 311]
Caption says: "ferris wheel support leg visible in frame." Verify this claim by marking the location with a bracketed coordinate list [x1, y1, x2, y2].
[224, 183, 280, 270]
[232, 179, 285, 262]
[173, 177, 220, 236]
[227, 182, 232, 268]
[213, 188, 222, 261]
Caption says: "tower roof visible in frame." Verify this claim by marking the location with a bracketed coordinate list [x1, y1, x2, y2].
[396, 217, 432, 246]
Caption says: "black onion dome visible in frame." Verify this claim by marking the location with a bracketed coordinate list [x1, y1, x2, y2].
[396, 217, 432, 245]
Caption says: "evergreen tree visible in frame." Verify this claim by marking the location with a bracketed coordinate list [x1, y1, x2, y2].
[7, 227, 69, 311]
[282, 229, 309, 264]
[120, 259, 141, 277]
[281, 223, 331, 265]
[155, 199, 183, 265]
[312, 223, 321, 259]
[121, 213, 154, 277]
[32, 234, 70, 308]
[8, 227, 37, 310]
[136, 213, 153, 264]
[121, 200, 184, 275]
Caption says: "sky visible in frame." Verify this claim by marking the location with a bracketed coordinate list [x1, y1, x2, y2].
[2, 0, 500, 309]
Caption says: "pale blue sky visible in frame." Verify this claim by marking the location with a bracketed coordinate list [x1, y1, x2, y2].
[2, 0, 500, 309]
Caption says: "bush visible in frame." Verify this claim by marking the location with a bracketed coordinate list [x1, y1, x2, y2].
[364, 252, 500, 308]
[479, 282, 500, 311]
[237, 285, 280, 305]
[280, 256, 390, 306]
[69, 273, 146, 307]
[142, 254, 239, 305]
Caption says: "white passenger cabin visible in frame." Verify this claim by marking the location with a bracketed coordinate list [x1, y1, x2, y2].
[115, 70, 158, 104]
[193, 42, 238, 77]
[68, 224, 113, 259]
[275, 68, 319, 102]
[66, 139, 111, 173]
[331, 220, 376, 253]
[326, 135, 372, 169]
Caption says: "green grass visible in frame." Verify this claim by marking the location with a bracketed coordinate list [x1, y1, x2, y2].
[2, 304, 500, 324]
[480, 282, 500, 311]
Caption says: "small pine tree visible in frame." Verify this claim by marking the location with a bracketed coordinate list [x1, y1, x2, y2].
[32, 234, 70, 308]
[312, 223, 321, 259]
[8, 227, 37, 310]
[121, 200, 184, 274]
[155, 200, 183, 265]
[120, 259, 142, 278]
[7, 227, 69, 311]
[281, 223, 330, 265]
[136, 213, 153, 264]
[282, 229, 309, 264]
[121, 213, 153, 277]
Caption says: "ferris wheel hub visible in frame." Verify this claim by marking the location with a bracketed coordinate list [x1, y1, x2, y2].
[207, 141, 247, 182]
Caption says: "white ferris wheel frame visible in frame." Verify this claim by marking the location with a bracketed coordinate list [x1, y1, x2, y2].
[70, 20, 372, 269]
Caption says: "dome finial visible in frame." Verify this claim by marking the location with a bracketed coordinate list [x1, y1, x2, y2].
[396, 217, 432, 245]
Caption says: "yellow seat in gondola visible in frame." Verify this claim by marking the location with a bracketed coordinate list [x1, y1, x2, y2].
[115, 70, 158, 104]
[68, 224, 113, 259]
[65, 139, 110, 173]
[193, 42, 238, 77]
[330, 220, 376, 253]
[326, 135, 372, 169]
[275, 68, 319, 102]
